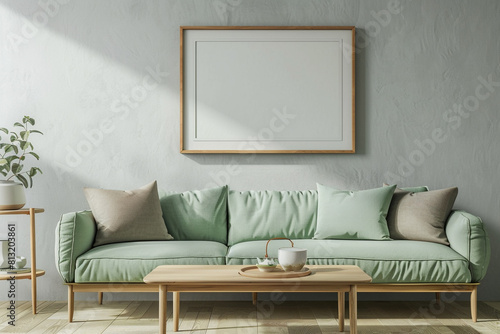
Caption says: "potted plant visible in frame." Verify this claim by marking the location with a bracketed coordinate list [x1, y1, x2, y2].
[0, 116, 43, 210]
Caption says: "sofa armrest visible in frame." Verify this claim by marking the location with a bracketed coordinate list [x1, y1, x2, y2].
[55, 211, 97, 283]
[446, 210, 490, 282]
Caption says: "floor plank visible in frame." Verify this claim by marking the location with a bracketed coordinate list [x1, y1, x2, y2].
[2, 300, 499, 333]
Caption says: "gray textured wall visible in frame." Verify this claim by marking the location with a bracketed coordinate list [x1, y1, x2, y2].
[0, 0, 499, 302]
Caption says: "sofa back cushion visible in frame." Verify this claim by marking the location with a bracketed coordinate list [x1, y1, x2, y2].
[160, 186, 228, 244]
[228, 190, 317, 245]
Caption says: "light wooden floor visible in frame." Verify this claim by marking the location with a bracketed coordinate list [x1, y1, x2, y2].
[1, 299, 499, 333]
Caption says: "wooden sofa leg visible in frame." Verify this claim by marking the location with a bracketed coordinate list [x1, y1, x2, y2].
[435, 292, 441, 304]
[252, 292, 257, 305]
[471, 286, 478, 322]
[68, 285, 74, 322]
[98, 292, 103, 305]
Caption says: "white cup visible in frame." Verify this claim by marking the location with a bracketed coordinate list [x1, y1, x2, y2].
[278, 247, 307, 272]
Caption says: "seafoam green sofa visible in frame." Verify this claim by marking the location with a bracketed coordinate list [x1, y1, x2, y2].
[55, 185, 490, 322]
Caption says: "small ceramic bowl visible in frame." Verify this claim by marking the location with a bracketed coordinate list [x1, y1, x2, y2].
[256, 257, 278, 272]
[256, 263, 278, 272]
[15, 256, 27, 269]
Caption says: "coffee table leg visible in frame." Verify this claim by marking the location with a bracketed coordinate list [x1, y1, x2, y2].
[349, 285, 357, 334]
[159, 285, 167, 334]
[173, 292, 180, 331]
[338, 292, 345, 332]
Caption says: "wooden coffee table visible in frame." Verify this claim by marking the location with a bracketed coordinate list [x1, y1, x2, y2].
[144, 265, 371, 334]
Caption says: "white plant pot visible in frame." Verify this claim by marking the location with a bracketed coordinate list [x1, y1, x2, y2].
[0, 180, 26, 210]
[278, 247, 307, 272]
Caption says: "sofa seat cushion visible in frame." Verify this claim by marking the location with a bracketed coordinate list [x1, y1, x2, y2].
[75, 241, 227, 283]
[227, 240, 471, 283]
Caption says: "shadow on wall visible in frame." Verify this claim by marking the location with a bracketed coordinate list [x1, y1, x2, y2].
[1, 1, 188, 78]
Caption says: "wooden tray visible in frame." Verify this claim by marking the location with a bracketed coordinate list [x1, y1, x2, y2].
[238, 266, 311, 278]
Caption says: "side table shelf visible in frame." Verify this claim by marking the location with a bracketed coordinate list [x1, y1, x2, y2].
[0, 270, 45, 280]
[0, 208, 44, 314]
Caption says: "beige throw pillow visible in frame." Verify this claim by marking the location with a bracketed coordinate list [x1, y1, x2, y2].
[84, 181, 173, 247]
[387, 187, 458, 245]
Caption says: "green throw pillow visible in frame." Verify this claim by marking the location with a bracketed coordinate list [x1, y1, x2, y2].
[84, 181, 174, 247]
[383, 183, 429, 193]
[159, 185, 228, 244]
[314, 184, 396, 240]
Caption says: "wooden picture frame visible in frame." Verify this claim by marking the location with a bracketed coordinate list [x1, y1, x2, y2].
[180, 26, 355, 153]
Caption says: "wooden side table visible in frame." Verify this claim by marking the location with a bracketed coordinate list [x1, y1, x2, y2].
[0, 208, 45, 314]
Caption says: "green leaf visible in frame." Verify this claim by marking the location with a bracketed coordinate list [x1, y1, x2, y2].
[30, 130, 43, 135]
[6, 155, 18, 163]
[0, 128, 8, 134]
[12, 163, 23, 174]
[16, 174, 28, 188]
[21, 130, 30, 140]
[28, 175, 33, 188]
[5, 144, 19, 154]
[29, 167, 38, 177]
[27, 152, 40, 160]
[19, 140, 31, 150]
[0, 170, 7, 177]
[0, 158, 7, 166]
[14, 122, 24, 127]
[23, 116, 35, 126]
[10, 134, 17, 142]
